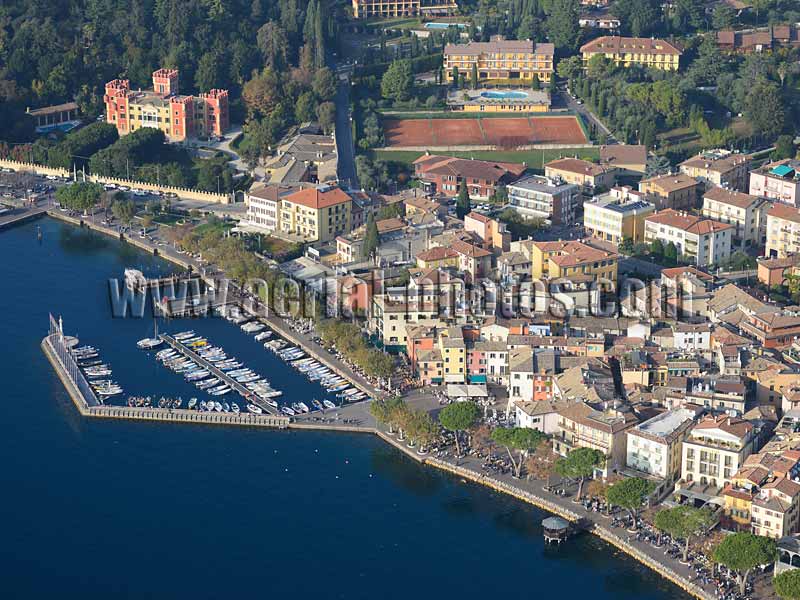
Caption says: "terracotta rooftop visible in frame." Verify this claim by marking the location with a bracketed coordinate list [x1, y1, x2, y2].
[639, 172, 698, 194]
[599, 145, 647, 168]
[646, 209, 733, 235]
[704, 186, 761, 209]
[285, 186, 351, 210]
[768, 202, 800, 225]
[534, 240, 618, 268]
[693, 414, 753, 438]
[545, 158, 611, 177]
[414, 154, 527, 182]
[680, 152, 750, 174]
[445, 38, 554, 57]
[417, 246, 458, 262]
[581, 36, 683, 56]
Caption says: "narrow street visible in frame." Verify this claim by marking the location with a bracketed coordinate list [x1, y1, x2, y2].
[334, 78, 359, 190]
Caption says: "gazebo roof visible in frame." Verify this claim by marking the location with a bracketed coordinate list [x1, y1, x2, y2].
[542, 516, 569, 530]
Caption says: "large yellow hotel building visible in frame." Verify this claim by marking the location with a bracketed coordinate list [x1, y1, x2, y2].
[444, 36, 555, 84]
[580, 36, 682, 71]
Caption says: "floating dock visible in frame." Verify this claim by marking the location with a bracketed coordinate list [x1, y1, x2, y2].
[158, 333, 280, 415]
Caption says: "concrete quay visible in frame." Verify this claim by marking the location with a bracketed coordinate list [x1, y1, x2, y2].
[0, 206, 45, 230]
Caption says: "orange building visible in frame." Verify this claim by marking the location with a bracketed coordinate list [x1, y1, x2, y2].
[104, 69, 229, 142]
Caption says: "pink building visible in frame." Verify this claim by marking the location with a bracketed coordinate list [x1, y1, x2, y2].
[749, 160, 800, 206]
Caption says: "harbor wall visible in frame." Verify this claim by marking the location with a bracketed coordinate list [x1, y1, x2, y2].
[0, 158, 232, 204]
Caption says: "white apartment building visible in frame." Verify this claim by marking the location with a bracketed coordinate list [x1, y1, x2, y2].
[702, 186, 767, 246]
[680, 414, 755, 491]
[475, 340, 508, 385]
[766, 203, 800, 259]
[644, 209, 733, 267]
[679, 150, 751, 191]
[626, 407, 698, 482]
[507, 175, 580, 225]
[508, 347, 534, 404]
[246, 184, 290, 232]
[673, 322, 711, 352]
[583, 187, 654, 244]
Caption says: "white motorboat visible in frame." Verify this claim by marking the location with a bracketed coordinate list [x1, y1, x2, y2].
[246, 404, 263, 414]
[323, 400, 337, 410]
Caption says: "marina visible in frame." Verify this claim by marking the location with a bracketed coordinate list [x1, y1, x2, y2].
[20, 218, 694, 600]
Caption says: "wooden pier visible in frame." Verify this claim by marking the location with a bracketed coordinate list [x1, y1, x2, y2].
[159, 333, 280, 415]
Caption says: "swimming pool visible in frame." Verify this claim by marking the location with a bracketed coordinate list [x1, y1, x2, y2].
[480, 91, 529, 100]
[423, 22, 466, 29]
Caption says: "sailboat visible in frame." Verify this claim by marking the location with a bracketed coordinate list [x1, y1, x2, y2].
[137, 319, 163, 350]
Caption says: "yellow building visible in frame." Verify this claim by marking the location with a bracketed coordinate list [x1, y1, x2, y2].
[580, 36, 682, 71]
[438, 327, 467, 383]
[583, 187, 655, 245]
[530, 240, 619, 283]
[279, 185, 352, 243]
[444, 36, 555, 84]
[447, 88, 551, 113]
[352, 0, 457, 19]
[416, 245, 459, 270]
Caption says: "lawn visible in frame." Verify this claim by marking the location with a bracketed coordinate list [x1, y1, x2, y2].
[372, 147, 600, 171]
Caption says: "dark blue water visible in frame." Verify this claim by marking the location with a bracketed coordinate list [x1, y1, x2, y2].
[0, 218, 689, 599]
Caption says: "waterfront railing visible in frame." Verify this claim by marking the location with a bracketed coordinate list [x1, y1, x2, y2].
[47, 313, 98, 408]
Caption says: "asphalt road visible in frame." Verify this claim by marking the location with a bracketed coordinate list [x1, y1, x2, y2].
[559, 90, 615, 142]
[334, 78, 359, 190]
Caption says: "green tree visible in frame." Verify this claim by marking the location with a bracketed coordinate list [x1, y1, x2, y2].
[554, 447, 604, 500]
[654, 506, 714, 562]
[531, 74, 541, 90]
[557, 57, 584, 82]
[369, 398, 390, 425]
[256, 21, 289, 70]
[664, 241, 678, 264]
[312, 67, 337, 101]
[381, 59, 413, 103]
[545, 0, 582, 51]
[470, 63, 478, 90]
[650, 238, 664, 258]
[712, 3, 735, 29]
[618, 237, 634, 255]
[606, 477, 655, 525]
[713, 533, 778, 595]
[491, 427, 546, 478]
[451, 66, 459, 87]
[195, 50, 223, 92]
[745, 79, 785, 141]
[438, 401, 480, 456]
[55, 182, 103, 213]
[316, 102, 336, 135]
[773, 135, 796, 160]
[456, 179, 471, 219]
[295, 92, 317, 124]
[111, 198, 135, 225]
[774, 569, 800, 600]
[363, 212, 379, 260]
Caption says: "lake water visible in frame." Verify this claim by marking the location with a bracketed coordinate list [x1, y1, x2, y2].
[0, 218, 689, 599]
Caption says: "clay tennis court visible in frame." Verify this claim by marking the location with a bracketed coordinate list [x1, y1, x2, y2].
[382, 116, 587, 148]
